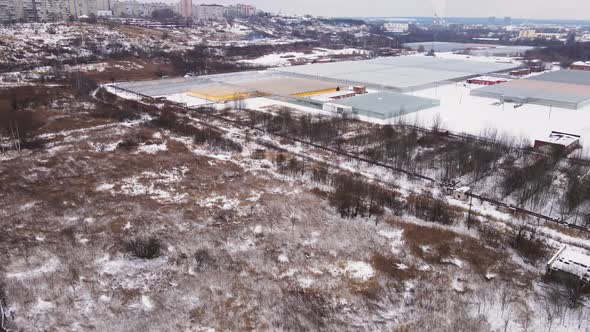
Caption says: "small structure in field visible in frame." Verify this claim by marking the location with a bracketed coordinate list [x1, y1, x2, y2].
[467, 76, 508, 85]
[570, 61, 590, 71]
[353, 86, 367, 94]
[510, 68, 531, 76]
[547, 246, 590, 284]
[310, 90, 357, 102]
[453, 186, 472, 201]
[534, 131, 580, 155]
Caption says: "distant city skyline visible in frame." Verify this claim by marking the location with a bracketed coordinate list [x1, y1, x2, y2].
[143, 0, 590, 21]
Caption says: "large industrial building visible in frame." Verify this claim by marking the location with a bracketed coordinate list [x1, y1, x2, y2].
[471, 70, 590, 110]
[116, 72, 341, 101]
[403, 42, 534, 56]
[322, 91, 440, 120]
[271, 56, 520, 92]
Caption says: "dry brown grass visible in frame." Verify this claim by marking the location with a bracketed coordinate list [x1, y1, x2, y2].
[371, 253, 419, 282]
[85, 59, 180, 83]
[545, 222, 590, 240]
[39, 116, 113, 134]
[392, 220, 530, 285]
[116, 25, 165, 38]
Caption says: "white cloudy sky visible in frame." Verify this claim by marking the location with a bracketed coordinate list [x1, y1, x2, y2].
[183, 0, 590, 20]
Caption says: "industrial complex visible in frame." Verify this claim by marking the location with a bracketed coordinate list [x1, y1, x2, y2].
[114, 54, 590, 138]
[471, 70, 590, 110]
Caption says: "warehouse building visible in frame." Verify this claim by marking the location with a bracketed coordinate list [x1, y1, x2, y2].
[534, 131, 580, 154]
[233, 77, 339, 97]
[547, 246, 590, 284]
[570, 61, 590, 71]
[271, 56, 520, 92]
[471, 70, 590, 110]
[115, 73, 340, 102]
[322, 91, 440, 120]
[186, 83, 253, 102]
[403, 42, 534, 56]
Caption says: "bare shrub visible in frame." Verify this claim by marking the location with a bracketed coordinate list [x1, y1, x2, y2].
[479, 223, 506, 248]
[511, 225, 547, 265]
[329, 173, 403, 219]
[406, 193, 458, 225]
[194, 249, 213, 271]
[275, 290, 331, 330]
[0, 98, 45, 150]
[371, 253, 417, 282]
[117, 136, 140, 151]
[92, 101, 141, 122]
[124, 237, 162, 259]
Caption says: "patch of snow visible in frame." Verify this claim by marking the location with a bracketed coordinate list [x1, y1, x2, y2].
[345, 261, 374, 281]
[226, 238, 255, 253]
[6, 257, 60, 279]
[441, 257, 464, 268]
[198, 194, 240, 210]
[278, 254, 289, 263]
[378, 229, 404, 254]
[141, 295, 154, 311]
[298, 276, 314, 288]
[135, 142, 168, 154]
[33, 297, 55, 312]
[96, 183, 114, 192]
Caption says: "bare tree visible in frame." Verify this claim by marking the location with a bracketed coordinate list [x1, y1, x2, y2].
[515, 301, 534, 332]
[543, 287, 565, 332]
[499, 285, 514, 318]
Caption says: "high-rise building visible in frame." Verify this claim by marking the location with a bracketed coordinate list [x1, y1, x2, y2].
[180, 0, 192, 17]
[193, 4, 223, 21]
[0, 0, 18, 22]
[236, 3, 255, 16]
[96, 0, 114, 10]
[488, 16, 496, 25]
[224, 3, 256, 18]
[113, 1, 176, 18]
[504, 16, 512, 25]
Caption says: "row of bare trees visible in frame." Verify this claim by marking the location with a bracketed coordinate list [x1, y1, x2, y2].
[152, 109, 242, 153]
[247, 109, 349, 146]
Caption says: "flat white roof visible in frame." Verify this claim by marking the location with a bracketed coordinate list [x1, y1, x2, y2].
[271, 55, 521, 91]
[541, 131, 580, 146]
[467, 76, 510, 82]
[456, 186, 472, 193]
[548, 246, 590, 282]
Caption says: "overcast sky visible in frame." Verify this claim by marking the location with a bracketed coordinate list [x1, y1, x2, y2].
[188, 0, 590, 20]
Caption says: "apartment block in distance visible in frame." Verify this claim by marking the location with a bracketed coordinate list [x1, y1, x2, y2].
[193, 4, 224, 21]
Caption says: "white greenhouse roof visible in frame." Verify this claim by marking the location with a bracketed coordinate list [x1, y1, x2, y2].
[330, 91, 440, 118]
[271, 56, 521, 92]
[471, 70, 590, 109]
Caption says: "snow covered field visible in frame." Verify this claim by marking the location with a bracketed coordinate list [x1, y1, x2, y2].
[240, 48, 367, 66]
[399, 82, 590, 155]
